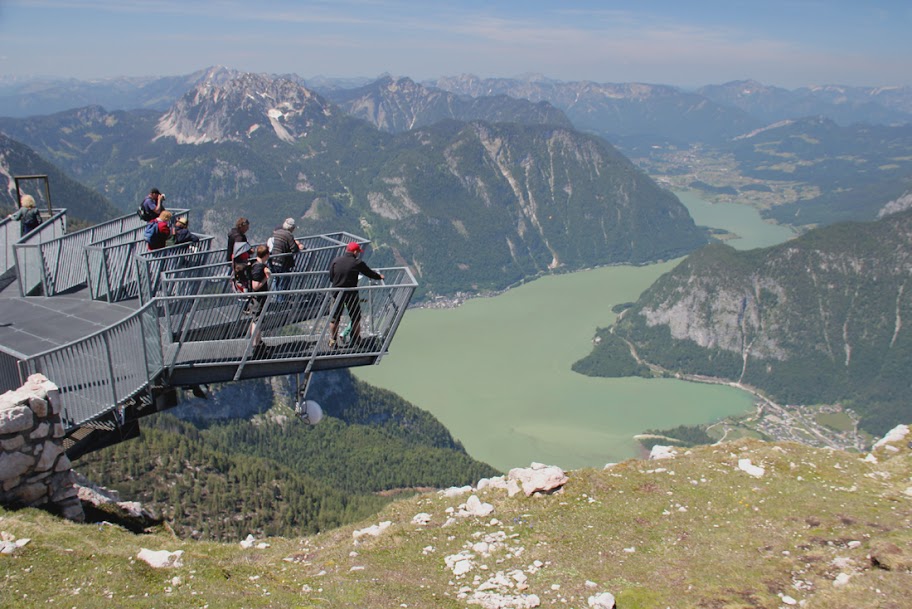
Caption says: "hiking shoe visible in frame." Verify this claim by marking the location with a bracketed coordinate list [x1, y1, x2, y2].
[328, 338, 336, 348]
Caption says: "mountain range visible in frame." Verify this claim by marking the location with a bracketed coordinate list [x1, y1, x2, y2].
[322, 75, 572, 134]
[4, 68, 911, 234]
[728, 117, 912, 226]
[0, 71, 707, 296]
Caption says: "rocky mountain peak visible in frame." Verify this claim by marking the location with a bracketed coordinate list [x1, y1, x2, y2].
[154, 72, 334, 144]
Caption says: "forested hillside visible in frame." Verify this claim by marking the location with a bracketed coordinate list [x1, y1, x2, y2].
[576, 210, 912, 436]
[0, 132, 121, 225]
[77, 371, 499, 541]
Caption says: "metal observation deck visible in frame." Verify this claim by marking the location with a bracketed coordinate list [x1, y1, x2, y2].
[0, 209, 417, 458]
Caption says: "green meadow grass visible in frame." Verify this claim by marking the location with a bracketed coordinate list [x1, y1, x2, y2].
[2, 437, 910, 608]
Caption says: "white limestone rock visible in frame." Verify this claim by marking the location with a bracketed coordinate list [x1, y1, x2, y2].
[738, 458, 765, 478]
[477, 476, 509, 491]
[451, 558, 474, 576]
[872, 424, 909, 450]
[458, 495, 495, 518]
[137, 548, 184, 568]
[411, 512, 432, 525]
[507, 464, 568, 497]
[441, 485, 473, 498]
[588, 592, 616, 608]
[353, 520, 392, 542]
[649, 445, 678, 460]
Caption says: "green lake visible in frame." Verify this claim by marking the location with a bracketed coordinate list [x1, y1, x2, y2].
[355, 192, 796, 471]
[675, 190, 797, 250]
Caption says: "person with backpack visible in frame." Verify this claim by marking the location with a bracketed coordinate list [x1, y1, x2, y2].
[139, 188, 165, 221]
[234, 245, 271, 356]
[8, 194, 42, 236]
[227, 217, 250, 263]
[269, 217, 304, 291]
[144, 210, 172, 251]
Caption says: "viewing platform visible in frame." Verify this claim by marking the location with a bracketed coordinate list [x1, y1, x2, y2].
[0, 206, 417, 458]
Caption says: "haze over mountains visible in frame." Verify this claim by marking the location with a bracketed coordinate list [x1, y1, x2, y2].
[0, 69, 707, 296]
[3, 66, 911, 233]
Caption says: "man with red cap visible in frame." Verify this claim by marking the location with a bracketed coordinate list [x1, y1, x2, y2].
[328, 241, 384, 346]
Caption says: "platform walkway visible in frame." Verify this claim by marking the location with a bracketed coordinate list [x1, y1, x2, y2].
[0, 209, 416, 458]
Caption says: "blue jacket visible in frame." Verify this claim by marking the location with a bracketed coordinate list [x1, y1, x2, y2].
[141, 195, 162, 218]
[168, 227, 199, 246]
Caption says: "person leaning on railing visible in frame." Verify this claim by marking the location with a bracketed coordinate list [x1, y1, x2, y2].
[146, 210, 173, 251]
[166, 216, 200, 246]
[269, 217, 304, 292]
[328, 241, 384, 347]
[227, 217, 250, 263]
[8, 194, 42, 236]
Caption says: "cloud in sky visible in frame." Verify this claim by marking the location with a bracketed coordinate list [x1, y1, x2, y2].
[1, 0, 910, 87]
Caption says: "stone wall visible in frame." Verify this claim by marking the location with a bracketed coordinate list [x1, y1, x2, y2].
[0, 373, 84, 521]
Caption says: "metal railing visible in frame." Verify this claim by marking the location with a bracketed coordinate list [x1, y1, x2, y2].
[155, 235, 360, 298]
[134, 235, 228, 304]
[17, 303, 163, 428]
[13, 209, 68, 296]
[36, 212, 144, 296]
[159, 266, 415, 375]
[84, 210, 191, 302]
[17, 265, 417, 430]
[0, 345, 28, 395]
[0, 216, 21, 276]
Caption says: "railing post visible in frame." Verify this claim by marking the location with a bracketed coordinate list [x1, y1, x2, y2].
[377, 282, 411, 360]
[101, 331, 119, 408]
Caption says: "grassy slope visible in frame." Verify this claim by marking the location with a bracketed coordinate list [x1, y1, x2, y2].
[2, 435, 911, 608]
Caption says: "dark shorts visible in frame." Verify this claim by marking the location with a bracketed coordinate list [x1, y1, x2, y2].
[331, 290, 361, 325]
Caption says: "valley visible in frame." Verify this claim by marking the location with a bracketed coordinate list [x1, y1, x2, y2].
[355, 188, 897, 468]
[635, 144, 821, 211]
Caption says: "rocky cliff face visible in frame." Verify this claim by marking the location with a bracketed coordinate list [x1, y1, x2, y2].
[615, 210, 912, 432]
[155, 73, 335, 144]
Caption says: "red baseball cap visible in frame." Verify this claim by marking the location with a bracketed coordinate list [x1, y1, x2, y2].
[346, 242, 363, 253]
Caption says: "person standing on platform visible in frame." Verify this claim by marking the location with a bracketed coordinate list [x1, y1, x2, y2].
[227, 217, 251, 263]
[328, 241, 384, 347]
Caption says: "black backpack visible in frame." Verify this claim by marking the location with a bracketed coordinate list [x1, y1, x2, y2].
[137, 201, 157, 221]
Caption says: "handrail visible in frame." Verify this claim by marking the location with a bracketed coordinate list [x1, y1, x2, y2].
[135, 237, 216, 304]
[37, 212, 143, 296]
[16, 266, 417, 432]
[13, 209, 68, 296]
[35, 208, 190, 298]
[17, 302, 163, 428]
[83, 210, 192, 302]
[0, 217, 20, 276]
[156, 237, 362, 297]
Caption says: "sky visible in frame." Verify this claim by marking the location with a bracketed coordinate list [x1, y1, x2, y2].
[1, 0, 910, 88]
